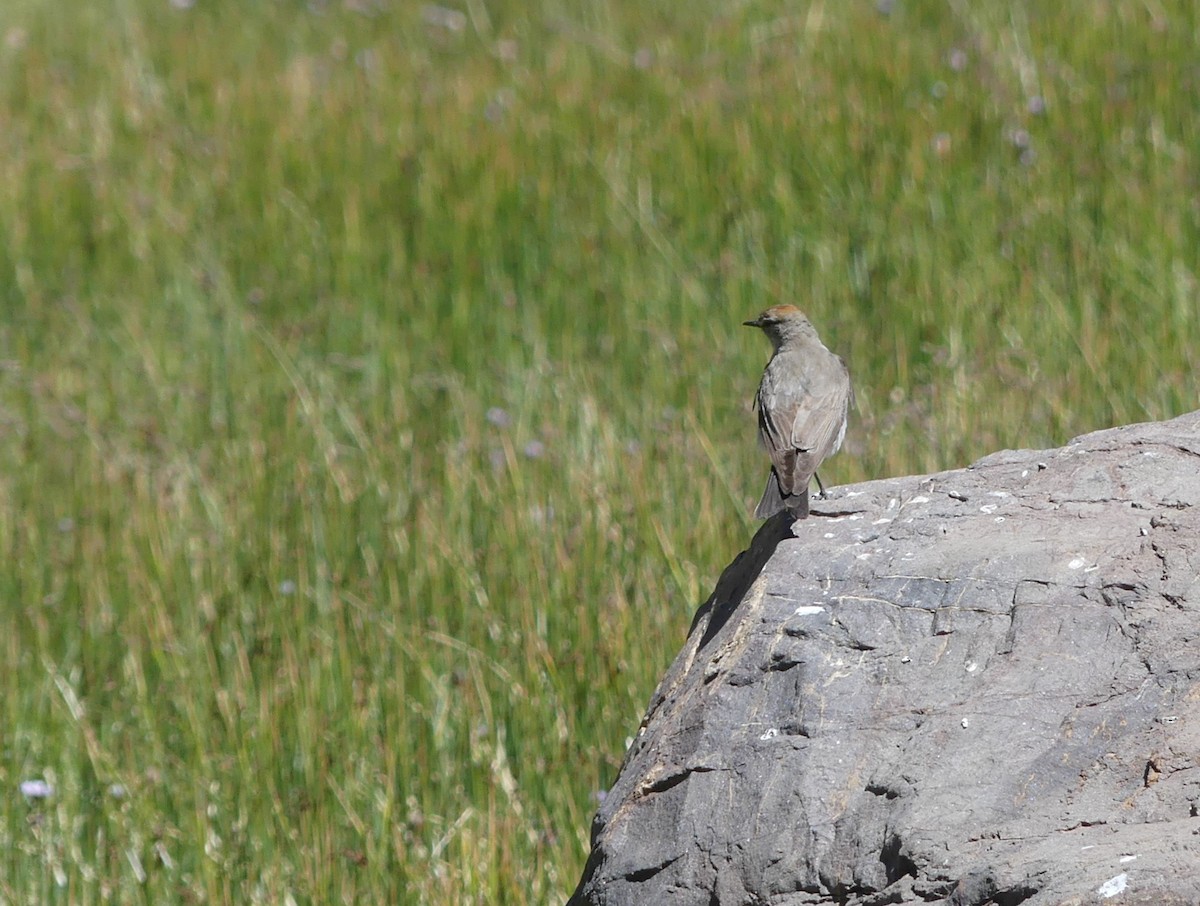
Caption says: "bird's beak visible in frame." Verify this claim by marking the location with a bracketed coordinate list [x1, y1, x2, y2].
[742, 318, 760, 328]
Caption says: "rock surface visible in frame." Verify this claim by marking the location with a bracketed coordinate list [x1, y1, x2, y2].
[568, 411, 1200, 906]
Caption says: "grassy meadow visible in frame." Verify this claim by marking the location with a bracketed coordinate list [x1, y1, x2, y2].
[0, 0, 1197, 901]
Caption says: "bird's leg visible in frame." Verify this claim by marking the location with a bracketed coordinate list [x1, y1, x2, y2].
[813, 472, 827, 498]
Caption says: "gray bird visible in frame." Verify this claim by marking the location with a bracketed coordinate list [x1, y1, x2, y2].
[744, 305, 853, 519]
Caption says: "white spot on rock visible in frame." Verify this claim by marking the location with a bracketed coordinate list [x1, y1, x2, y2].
[1097, 873, 1127, 898]
[966, 662, 978, 673]
[961, 718, 969, 729]
[979, 504, 997, 514]
[760, 728, 779, 740]
[1068, 557, 1087, 570]
[908, 496, 930, 505]
[793, 606, 825, 617]
[872, 518, 893, 525]
[1119, 854, 1138, 864]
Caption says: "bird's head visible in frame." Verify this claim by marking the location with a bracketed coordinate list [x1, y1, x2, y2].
[743, 305, 818, 351]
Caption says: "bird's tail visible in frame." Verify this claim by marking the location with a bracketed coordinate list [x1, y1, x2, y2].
[754, 471, 810, 520]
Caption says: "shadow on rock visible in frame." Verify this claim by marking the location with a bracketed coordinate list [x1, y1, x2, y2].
[690, 511, 794, 649]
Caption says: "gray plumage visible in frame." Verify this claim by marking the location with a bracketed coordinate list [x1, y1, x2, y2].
[744, 305, 852, 519]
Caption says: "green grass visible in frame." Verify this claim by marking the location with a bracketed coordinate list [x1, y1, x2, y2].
[0, 0, 1197, 902]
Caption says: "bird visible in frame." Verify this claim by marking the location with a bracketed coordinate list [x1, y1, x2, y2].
[743, 305, 853, 519]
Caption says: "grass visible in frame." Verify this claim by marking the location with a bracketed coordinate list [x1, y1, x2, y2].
[0, 0, 1197, 902]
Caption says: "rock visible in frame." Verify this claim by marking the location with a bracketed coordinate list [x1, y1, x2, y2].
[568, 411, 1200, 906]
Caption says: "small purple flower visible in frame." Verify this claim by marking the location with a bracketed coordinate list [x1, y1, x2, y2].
[422, 4, 466, 33]
[486, 407, 512, 429]
[529, 505, 555, 527]
[523, 440, 546, 459]
[484, 89, 515, 124]
[496, 40, 518, 63]
[355, 49, 378, 74]
[1008, 128, 1031, 150]
[20, 779, 53, 799]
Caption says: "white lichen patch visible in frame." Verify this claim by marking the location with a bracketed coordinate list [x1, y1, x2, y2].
[1097, 873, 1127, 898]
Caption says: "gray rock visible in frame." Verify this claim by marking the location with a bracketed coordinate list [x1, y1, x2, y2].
[568, 411, 1200, 906]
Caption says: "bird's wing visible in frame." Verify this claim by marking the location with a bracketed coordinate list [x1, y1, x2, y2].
[756, 353, 851, 496]
[755, 371, 806, 497]
[789, 355, 852, 461]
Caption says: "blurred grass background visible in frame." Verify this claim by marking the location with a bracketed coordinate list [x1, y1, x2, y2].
[0, 0, 1197, 901]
